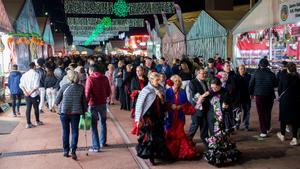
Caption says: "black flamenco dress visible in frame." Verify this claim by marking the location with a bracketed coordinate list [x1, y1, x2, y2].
[205, 90, 241, 167]
[136, 96, 170, 161]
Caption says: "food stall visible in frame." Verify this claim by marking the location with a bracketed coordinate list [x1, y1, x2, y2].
[233, 0, 300, 69]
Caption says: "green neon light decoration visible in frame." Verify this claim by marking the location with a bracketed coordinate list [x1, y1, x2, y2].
[113, 0, 129, 17]
[83, 17, 112, 46]
[101, 17, 112, 28]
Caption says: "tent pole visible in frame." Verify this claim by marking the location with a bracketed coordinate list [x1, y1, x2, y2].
[269, 28, 273, 61]
[185, 36, 188, 57]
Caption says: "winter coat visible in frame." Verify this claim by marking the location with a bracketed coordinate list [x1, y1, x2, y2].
[113, 67, 125, 87]
[8, 71, 23, 95]
[55, 83, 87, 115]
[156, 64, 172, 79]
[36, 67, 46, 88]
[44, 75, 58, 89]
[224, 71, 240, 106]
[85, 72, 111, 106]
[236, 73, 251, 103]
[189, 78, 209, 117]
[278, 73, 300, 123]
[179, 71, 193, 81]
[249, 67, 277, 98]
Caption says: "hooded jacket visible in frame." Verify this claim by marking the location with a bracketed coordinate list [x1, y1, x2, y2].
[8, 71, 23, 95]
[85, 72, 111, 106]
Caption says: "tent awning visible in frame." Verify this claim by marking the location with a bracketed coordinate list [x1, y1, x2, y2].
[233, 0, 278, 35]
[206, 6, 248, 30]
[3, 0, 25, 30]
[37, 17, 47, 35]
[15, 0, 40, 35]
[0, 0, 13, 32]
[168, 11, 200, 34]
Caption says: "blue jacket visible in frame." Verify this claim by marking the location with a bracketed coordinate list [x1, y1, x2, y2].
[156, 64, 172, 79]
[8, 71, 23, 95]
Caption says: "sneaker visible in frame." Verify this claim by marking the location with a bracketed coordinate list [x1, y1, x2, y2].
[277, 132, 285, 142]
[12, 113, 17, 117]
[26, 123, 36, 129]
[286, 126, 290, 133]
[259, 133, 267, 138]
[34, 121, 44, 126]
[290, 138, 298, 146]
[89, 148, 100, 153]
[17, 112, 21, 116]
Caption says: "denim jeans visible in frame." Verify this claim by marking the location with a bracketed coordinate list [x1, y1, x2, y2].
[60, 114, 80, 153]
[241, 101, 251, 129]
[11, 94, 21, 115]
[188, 111, 209, 150]
[90, 104, 107, 150]
[25, 96, 40, 125]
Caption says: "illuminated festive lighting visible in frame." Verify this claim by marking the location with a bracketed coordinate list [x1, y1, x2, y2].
[69, 25, 129, 32]
[113, 0, 129, 17]
[64, 0, 174, 15]
[101, 17, 112, 28]
[67, 17, 145, 28]
[83, 17, 113, 46]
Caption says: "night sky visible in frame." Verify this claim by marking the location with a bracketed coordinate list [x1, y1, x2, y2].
[32, 0, 253, 45]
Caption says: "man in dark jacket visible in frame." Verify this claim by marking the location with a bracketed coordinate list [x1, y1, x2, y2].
[249, 58, 277, 138]
[188, 68, 209, 149]
[236, 65, 252, 131]
[36, 58, 46, 113]
[8, 64, 23, 117]
[222, 61, 240, 130]
[85, 64, 111, 152]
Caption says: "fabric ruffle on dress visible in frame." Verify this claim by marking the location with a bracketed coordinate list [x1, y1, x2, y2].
[165, 88, 197, 160]
[205, 94, 241, 167]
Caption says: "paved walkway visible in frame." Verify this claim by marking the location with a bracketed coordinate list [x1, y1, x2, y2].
[0, 101, 299, 169]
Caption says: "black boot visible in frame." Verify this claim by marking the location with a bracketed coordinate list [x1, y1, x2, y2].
[71, 152, 77, 160]
[63, 151, 70, 158]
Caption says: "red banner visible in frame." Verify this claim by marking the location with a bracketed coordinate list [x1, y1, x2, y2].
[237, 39, 269, 50]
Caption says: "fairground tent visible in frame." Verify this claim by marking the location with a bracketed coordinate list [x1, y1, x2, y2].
[37, 17, 54, 58]
[162, 11, 199, 63]
[0, 0, 14, 73]
[14, 0, 41, 70]
[42, 19, 54, 58]
[147, 29, 162, 58]
[187, 6, 248, 61]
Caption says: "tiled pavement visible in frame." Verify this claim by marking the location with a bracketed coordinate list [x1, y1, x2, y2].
[0, 101, 299, 169]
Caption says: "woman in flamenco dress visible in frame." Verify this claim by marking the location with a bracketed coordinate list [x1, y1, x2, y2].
[205, 78, 241, 167]
[135, 72, 171, 165]
[165, 75, 198, 160]
[130, 66, 148, 135]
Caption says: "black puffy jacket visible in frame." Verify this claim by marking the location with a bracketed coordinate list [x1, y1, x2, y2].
[249, 67, 277, 98]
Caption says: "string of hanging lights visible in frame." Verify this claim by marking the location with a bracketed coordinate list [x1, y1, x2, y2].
[64, 0, 174, 15]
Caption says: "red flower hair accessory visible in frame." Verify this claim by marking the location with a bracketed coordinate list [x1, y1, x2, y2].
[216, 74, 222, 80]
[166, 79, 174, 86]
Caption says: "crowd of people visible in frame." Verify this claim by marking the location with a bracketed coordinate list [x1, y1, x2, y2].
[6, 54, 300, 166]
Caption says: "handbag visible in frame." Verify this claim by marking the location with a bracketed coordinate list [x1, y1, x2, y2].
[79, 111, 92, 130]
